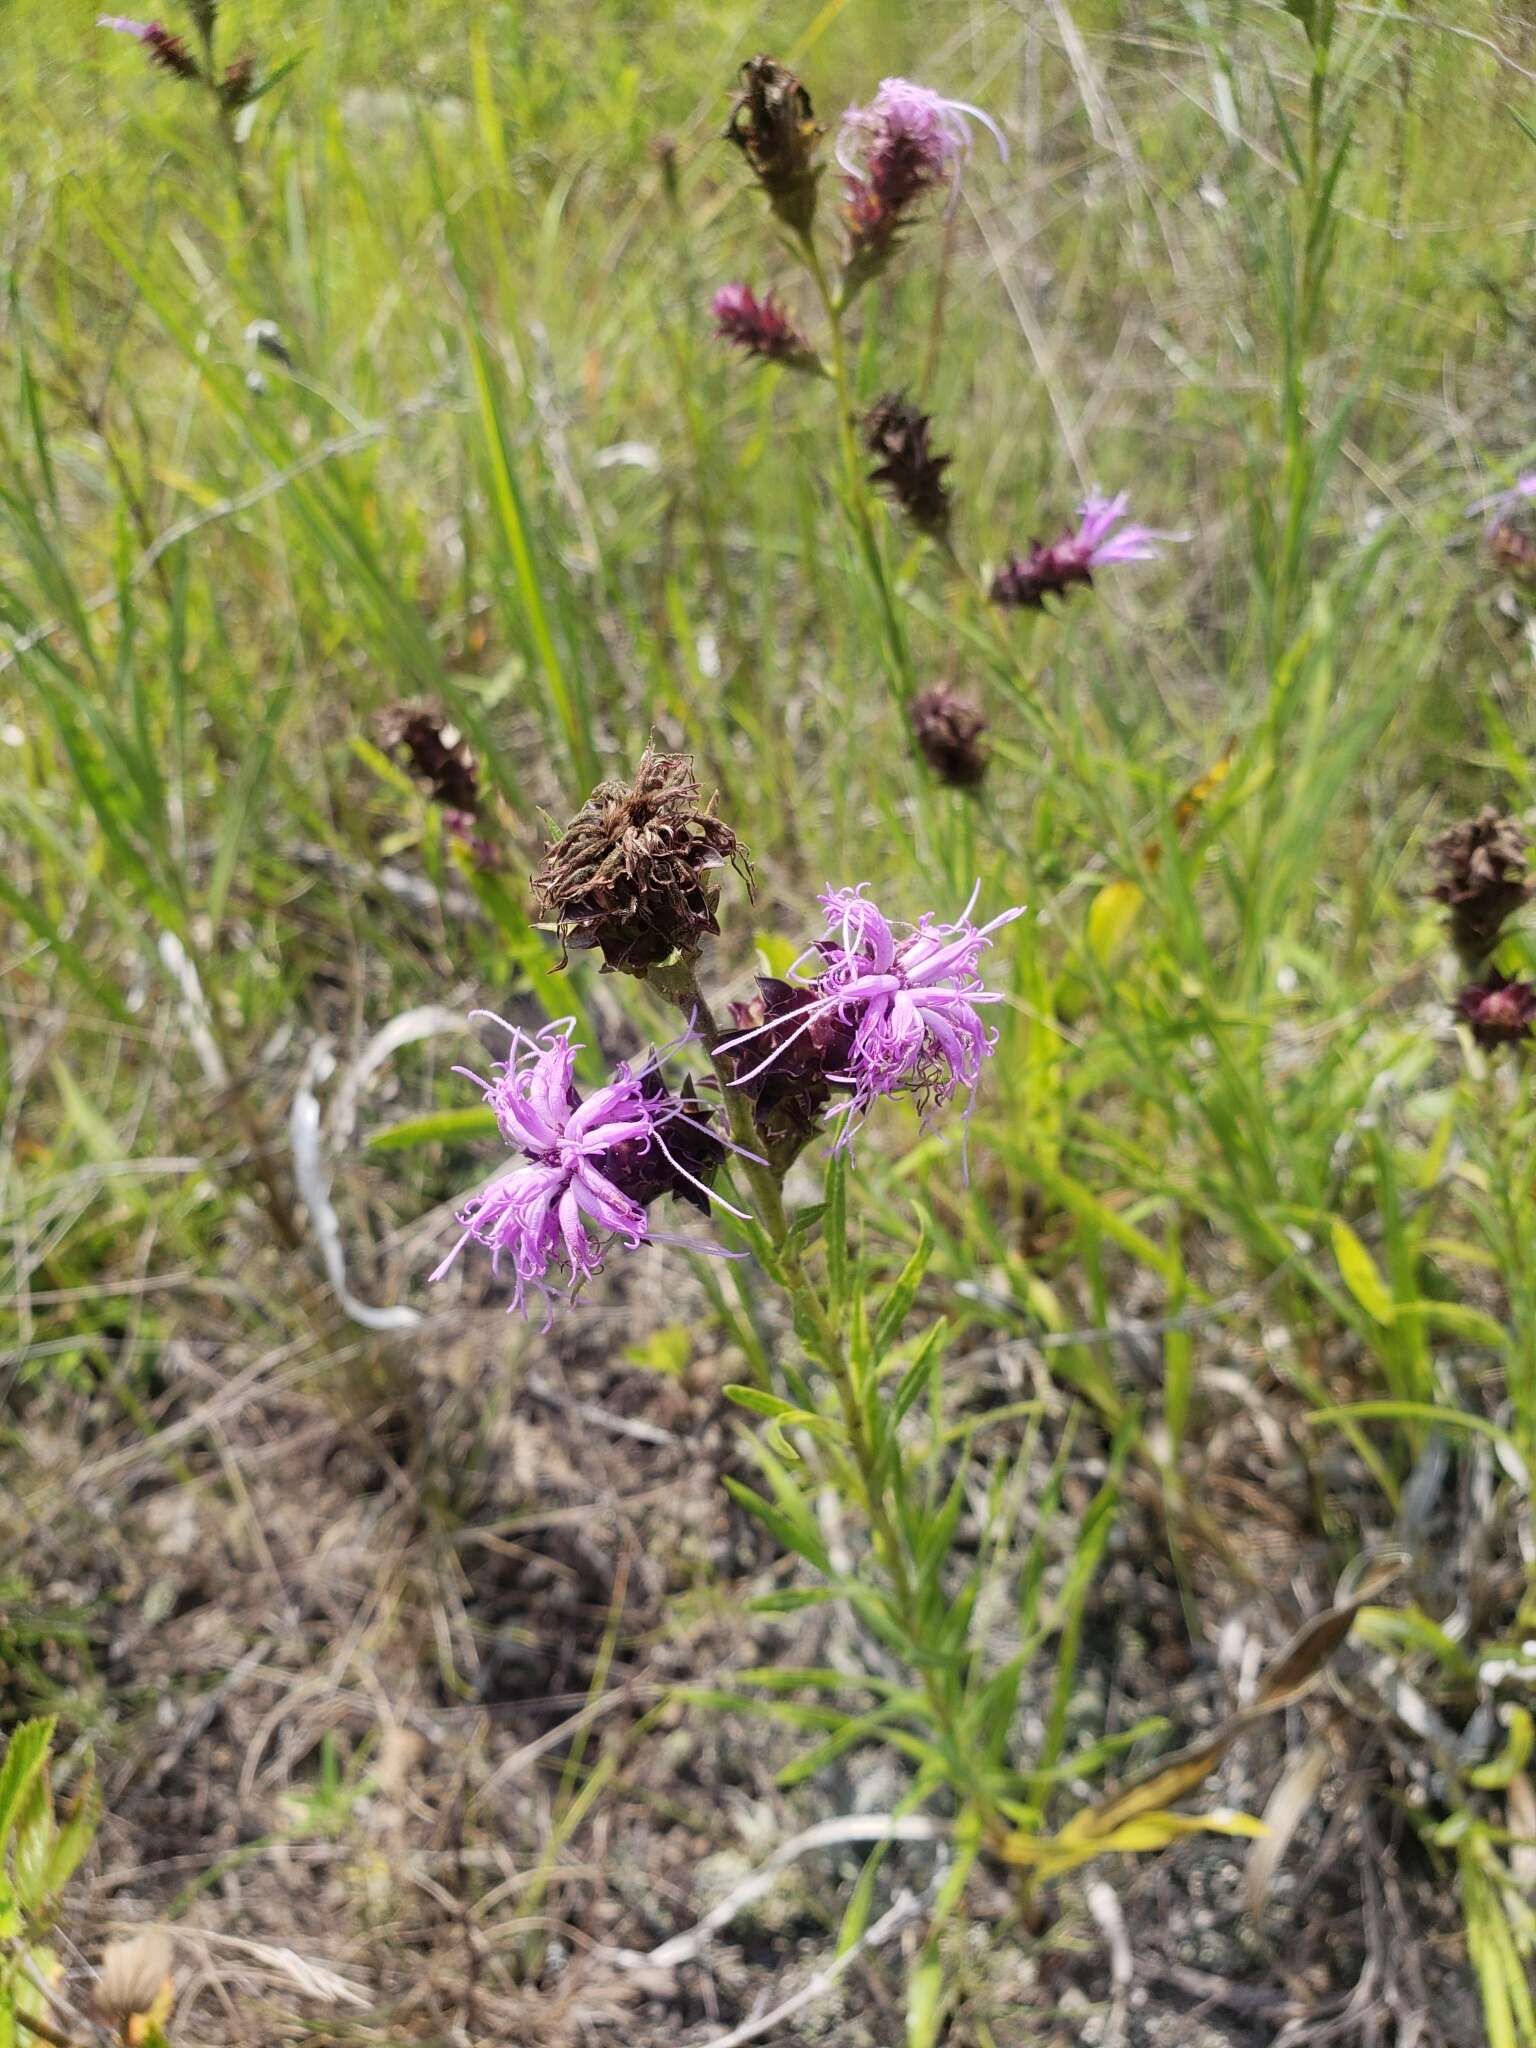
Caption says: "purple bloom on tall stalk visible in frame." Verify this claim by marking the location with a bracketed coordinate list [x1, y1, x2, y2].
[718, 885, 1024, 1153]
[98, 15, 201, 78]
[711, 285, 819, 371]
[991, 491, 1184, 609]
[838, 78, 1006, 289]
[431, 1019, 750, 1322]
[838, 78, 1006, 206]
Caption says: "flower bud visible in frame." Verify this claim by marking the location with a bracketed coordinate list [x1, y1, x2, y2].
[712, 285, 819, 371]
[377, 703, 481, 815]
[863, 394, 952, 539]
[910, 683, 988, 790]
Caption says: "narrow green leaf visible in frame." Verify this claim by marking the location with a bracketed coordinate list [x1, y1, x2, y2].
[1330, 1218, 1395, 1324]
[721, 1477, 830, 1574]
[873, 1229, 932, 1357]
[0, 1721, 54, 1857]
[366, 1107, 501, 1152]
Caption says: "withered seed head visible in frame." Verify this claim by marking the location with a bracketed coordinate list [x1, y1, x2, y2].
[95, 1932, 175, 2041]
[724, 55, 823, 237]
[377, 702, 481, 815]
[1429, 806, 1531, 964]
[863, 393, 952, 539]
[910, 682, 988, 790]
[532, 749, 752, 975]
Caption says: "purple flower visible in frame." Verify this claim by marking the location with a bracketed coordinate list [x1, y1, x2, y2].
[837, 78, 1006, 290]
[718, 885, 1024, 1153]
[98, 15, 200, 77]
[991, 491, 1184, 609]
[712, 285, 819, 370]
[431, 1018, 750, 1321]
[837, 78, 1007, 205]
[1467, 474, 1536, 526]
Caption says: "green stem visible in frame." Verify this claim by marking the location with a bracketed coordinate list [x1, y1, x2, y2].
[798, 232, 915, 708]
[656, 955, 995, 1821]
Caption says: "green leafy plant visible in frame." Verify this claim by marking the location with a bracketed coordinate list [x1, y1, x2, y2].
[0, 1719, 99, 2048]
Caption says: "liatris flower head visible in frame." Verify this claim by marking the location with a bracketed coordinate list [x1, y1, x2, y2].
[838, 78, 1005, 289]
[98, 15, 201, 78]
[864, 394, 952, 539]
[725, 976, 852, 1156]
[725, 55, 824, 237]
[377, 702, 481, 815]
[712, 285, 820, 371]
[838, 78, 1005, 207]
[1456, 971, 1536, 1051]
[990, 490, 1182, 609]
[431, 1018, 747, 1322]
[719, 884, 1024, 1155]
[1430, 806, 1531, 965]
[533, 748, 752, 975]
[910, 682, 988, 791]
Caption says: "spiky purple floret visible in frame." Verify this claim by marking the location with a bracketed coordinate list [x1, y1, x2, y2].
[991, 490, 1185, 609]
[718, 884, 1024, 1153]
[431, 1018, 747, 1322]
[837, 78, 1007, 201]
[98, 15, 200, 76]
[711, 284, 817, 367]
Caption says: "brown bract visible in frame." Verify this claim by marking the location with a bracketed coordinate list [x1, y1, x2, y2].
[532, 750, 751, 974]
[724, 55, 823, 237]
[863, 394, 952, 539]
[724, 976, 850, 1162]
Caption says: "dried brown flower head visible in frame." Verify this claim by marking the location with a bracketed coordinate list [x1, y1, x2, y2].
[724, 55, 823, 236]
[377, 703, 481, 815]
[95, 1932, 175, 2043]
[1430, 806, 1530, 964]
[532, 750, 751, 974]
[910, 682, 988, 790]
[863, 394, 952, 538]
